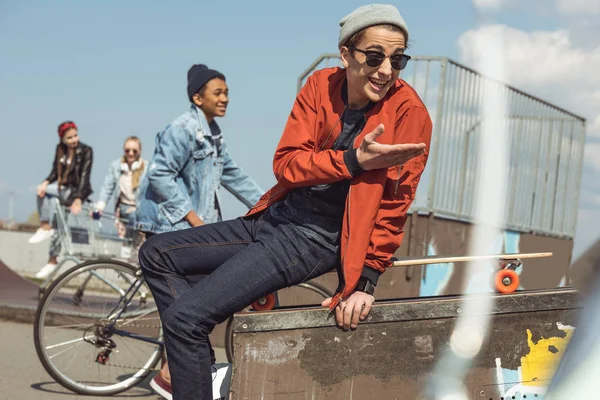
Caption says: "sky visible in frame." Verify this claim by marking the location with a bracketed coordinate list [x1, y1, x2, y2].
[0, 0, 598, 259]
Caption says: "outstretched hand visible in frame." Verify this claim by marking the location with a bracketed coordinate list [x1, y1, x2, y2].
[322, 291, 375, 330]
[356, 124, 426, 171]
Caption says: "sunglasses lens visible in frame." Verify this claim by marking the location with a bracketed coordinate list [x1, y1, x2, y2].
[391, 56, 409, 70]
[365, 53, 385, 68]
[125, 149, 138, 154]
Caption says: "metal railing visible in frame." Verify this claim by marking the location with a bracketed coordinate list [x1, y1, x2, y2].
[298, 55, 587, 238]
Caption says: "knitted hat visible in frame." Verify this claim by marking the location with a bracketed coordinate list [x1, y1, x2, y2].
[187, 64, 225, 102]
[338, 4, 409, 49]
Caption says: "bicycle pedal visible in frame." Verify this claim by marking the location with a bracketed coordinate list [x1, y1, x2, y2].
[95, 351, 111, 365]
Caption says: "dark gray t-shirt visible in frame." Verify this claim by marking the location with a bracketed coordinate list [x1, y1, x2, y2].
[269, 104, 371, 249]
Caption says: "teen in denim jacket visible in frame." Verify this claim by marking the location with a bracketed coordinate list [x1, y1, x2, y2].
[136, 64, 264, 236]
[136, 64, 264, 399]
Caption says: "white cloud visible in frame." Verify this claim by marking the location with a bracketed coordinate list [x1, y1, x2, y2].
[458, 24, 600, 143]
[471, 0, 600, 16]
[557, 0, 600, 15]
[472, 0, 507, 10]
[458, 25, 600, 88]
[584, 143, 600, 171]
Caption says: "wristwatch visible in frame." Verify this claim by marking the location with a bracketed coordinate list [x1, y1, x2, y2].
[355, 278, 376, 296]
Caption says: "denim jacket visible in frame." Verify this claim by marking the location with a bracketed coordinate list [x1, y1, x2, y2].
[96, 158, 148, 211]
[135, 105, 264, 233]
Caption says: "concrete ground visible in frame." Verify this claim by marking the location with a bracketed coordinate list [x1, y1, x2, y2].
[0, 319, 226, 400]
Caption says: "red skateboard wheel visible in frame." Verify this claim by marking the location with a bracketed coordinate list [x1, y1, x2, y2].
[251, 293, 276, 311]
[495, 269, 519, 293]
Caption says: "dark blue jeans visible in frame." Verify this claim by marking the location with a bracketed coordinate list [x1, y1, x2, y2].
[139, 211, 338, 400]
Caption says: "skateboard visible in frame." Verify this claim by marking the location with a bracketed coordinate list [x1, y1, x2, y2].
[391, 252, 553, 293]
[250, 252, 552, 310]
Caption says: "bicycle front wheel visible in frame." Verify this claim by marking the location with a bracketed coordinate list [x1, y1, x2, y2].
[34, 259, 163, 396]
[224, 280, 333, 362]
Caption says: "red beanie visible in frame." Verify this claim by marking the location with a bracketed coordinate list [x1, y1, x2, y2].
[58, 121, 77, 138]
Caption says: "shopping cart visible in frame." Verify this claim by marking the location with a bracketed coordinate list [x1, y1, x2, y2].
[38, 197, 140, 297]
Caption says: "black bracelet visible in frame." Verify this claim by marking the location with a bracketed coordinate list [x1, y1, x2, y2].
[355, 278, 376, 296]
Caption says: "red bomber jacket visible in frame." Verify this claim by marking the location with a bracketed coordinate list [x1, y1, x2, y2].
[246, 67, 432, 309]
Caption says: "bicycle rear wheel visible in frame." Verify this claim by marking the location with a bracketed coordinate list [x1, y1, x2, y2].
[34, 259, 163, 396]
[224, 280, 333, 362]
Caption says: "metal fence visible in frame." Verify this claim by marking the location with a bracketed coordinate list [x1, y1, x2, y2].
[298, 55, 587, 238]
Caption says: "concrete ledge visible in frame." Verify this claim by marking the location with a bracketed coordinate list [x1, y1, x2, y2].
[0, 303, 37, 324]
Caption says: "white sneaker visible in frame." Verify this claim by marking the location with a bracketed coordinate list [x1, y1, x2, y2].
[212, 363, 232, 399]
[28, 228, 54, 244]
[35, 263, 59, 279]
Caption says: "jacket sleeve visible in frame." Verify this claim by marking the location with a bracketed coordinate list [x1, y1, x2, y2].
[71, 146, 93, 200]
[220, 141, 264, 208]
[45, 145, 59, 184]
[96, 161, 118, 211]
[146, 127, 193, 224]
[272, 74, 354, 188]
[363, 105, 433, 278]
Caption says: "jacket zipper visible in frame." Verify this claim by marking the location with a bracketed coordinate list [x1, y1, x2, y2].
[319, 106, 346, 151]
[340, 185, 351, 298]
[339, 112, 369, 299]
[253, 188, 285, 209]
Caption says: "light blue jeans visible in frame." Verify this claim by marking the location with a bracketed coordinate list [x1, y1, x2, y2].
[37, 183, 71, 258]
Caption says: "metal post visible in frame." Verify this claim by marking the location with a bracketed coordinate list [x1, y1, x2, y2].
[426, 58, 449, 212]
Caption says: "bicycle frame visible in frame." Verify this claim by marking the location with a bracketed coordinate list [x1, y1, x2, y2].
[104, 272, 164, 347]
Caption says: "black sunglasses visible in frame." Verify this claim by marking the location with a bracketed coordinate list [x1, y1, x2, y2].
[349, 47, 411, 71]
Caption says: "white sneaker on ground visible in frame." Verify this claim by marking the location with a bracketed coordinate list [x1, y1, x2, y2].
[35, 263, 59, 279]
[212, 363, 232, 399]
[28, 228, 54, 244]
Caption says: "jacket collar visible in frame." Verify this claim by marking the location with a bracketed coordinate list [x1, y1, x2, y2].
[191, 105, 221, 140]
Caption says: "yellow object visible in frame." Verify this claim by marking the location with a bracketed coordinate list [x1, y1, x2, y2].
[520, 323, 574, 386]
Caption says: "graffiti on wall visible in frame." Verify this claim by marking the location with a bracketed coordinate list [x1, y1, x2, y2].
[493, 322, 574, 399]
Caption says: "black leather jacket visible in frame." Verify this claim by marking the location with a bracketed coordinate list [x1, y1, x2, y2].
[45, 142, 93, 205]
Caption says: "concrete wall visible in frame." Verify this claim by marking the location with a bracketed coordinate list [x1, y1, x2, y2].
[0, 230, 50, 276]
[230, 289, 578, 399]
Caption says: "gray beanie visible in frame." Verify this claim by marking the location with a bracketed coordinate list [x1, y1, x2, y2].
[338, 4, 409, 49]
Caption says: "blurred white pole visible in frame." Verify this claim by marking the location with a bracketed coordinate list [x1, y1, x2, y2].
[423, 4, 509, 398]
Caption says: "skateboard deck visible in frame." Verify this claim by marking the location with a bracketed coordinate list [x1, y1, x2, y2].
[391, 252, 552, 293]
[391, 252, 552, 267]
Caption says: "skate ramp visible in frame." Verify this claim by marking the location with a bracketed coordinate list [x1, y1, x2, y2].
[0, 259, 39, 308]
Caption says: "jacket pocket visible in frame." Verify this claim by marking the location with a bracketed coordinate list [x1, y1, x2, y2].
[192, 147, 214, 160]
[192, 147, 215, 179]
[385, 165, 410, 200]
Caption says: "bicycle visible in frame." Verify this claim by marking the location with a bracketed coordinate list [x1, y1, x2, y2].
[34, 257, 333, 395]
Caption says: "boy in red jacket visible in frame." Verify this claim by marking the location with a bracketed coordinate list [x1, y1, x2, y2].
[139, 4, 432, 399]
